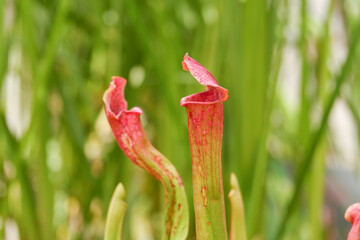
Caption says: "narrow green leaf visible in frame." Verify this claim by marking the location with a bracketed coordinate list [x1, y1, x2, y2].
[228, 173, 247, 240]
[104, 183, 127, 240]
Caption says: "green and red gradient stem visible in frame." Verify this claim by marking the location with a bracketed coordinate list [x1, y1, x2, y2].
[181, 54, 228, 240]
[103, 77, 189, 240]
[345, 203, 360, 240]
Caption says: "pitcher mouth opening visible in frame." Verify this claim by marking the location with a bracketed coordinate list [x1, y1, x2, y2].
[180, 87, 227, 106]
[180, 53, 228, 107]
[103, 76, 143, 119]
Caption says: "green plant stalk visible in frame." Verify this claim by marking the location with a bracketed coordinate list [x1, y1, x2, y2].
[236, 0, 270, 197]
[34, 0, 70, 104]
[341, 0, 360, 175]
[309, 138, 325, 240]
[298, 0, 310, 145]
[186, 104, 227, 240]
[106, 1, 122, 78]
[247, 0, 288, 235]
[56, 74, 95, 223]
[0, 115, 40, 240]
[309, 2, 335, 238]
[28, 1, 71, 239]
[316, 0, 336, 100]
[104, 183, 127, 240]
[228, 173, 247, 240]
[20, 0, 38, 74]
[275, 20, 360, 240]
[0, 151, 4, 240]
[0, 200, 4, 239]
[0, 0, 4, 47]
[0, 0, 9, 87]
[346, 97, 360, 146]
[345, 96, 360, 174]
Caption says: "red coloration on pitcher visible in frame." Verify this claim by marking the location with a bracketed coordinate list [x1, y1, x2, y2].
[181, 53, 228, 240]
[103, 77, 189, 239]
[180, 53, 228, 106]
[345, 203, 360, 240]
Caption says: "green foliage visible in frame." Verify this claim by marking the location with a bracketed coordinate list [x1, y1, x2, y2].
[0, 0, 359, 239]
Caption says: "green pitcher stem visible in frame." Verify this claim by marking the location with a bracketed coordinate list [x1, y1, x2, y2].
[186, 104, 228, 240]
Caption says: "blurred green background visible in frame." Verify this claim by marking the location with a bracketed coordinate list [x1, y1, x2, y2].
[1, 0, 360, 239]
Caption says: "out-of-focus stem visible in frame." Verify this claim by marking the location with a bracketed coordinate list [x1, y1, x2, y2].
[104, 183, 127, 240]
[228, 173, 247, 240]
[0, 114, 40, 240]
[309, 2, 335, 239]
[275, 19, 360, 240]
